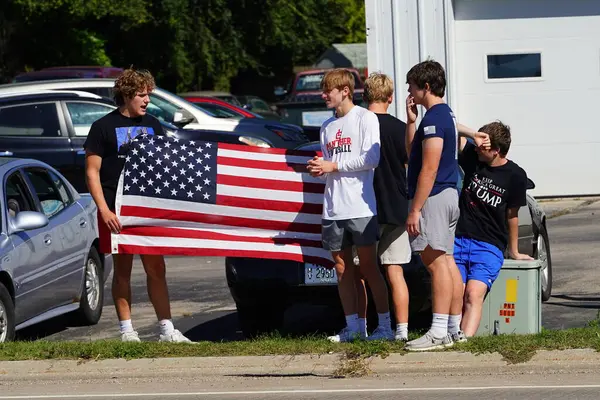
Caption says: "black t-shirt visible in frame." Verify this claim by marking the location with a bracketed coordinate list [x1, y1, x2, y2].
[456, 142, 528, 251]
[83, 109, 164, 210]
[373, 113, 408, 226]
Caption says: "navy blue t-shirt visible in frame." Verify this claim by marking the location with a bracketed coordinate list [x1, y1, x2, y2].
[407, 103, 459, 199]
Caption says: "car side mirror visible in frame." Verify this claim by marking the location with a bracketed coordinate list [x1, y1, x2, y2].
[10, 211, 49, 233]
[527, 178, 535, 190]
[173, 109, 194, 128]
[243, 103, 253, 110]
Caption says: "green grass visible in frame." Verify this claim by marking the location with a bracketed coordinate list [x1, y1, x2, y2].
[1, 327, 599, 365]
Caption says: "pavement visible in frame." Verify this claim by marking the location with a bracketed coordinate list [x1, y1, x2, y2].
[541, 196, 600, 329]
[538, 196, 600, 219]
[2, 350, 600, 398]
[14, 195, 600, 343]
[3, 196, 600, 399]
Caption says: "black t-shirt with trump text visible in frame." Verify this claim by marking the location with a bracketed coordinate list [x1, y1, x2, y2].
[456, 142, 528, 252]
[84, 109, 164, 210]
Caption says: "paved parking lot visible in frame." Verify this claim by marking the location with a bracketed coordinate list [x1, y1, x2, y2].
[16, 198, 600, 342]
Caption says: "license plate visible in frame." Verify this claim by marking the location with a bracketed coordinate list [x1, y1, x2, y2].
[304, 263, 337, 285]
[302, 110, 334, 127]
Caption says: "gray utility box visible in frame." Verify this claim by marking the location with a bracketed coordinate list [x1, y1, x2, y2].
[476, 259, 542, 336]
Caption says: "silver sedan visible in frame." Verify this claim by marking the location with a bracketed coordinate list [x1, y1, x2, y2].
[0, 158, 113, 342]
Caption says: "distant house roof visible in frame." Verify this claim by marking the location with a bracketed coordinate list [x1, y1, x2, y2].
[313, 43, 367, 70]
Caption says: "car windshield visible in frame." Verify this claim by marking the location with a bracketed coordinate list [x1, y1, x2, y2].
[295, 74, 325, 92]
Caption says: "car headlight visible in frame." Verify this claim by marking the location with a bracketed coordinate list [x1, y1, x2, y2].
[239, 136, 271, 148]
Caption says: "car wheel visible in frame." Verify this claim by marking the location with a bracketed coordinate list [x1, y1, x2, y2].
[0, 283, 15, 343]
[236, 302, 285, 339]
[74, 247, 104, 325]
[535, 225, 552, 302]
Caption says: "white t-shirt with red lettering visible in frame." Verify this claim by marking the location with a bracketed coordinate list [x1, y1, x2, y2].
[319, 105, 380, 220]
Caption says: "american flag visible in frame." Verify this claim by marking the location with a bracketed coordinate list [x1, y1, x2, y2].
[112, 134, 334, 266]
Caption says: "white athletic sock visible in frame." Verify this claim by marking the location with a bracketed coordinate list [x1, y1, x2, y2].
[345, 314, 359, 332]
[119, 319, 134, 334]
[378, 312, 391, 329]
[159, 319, 175, 335]
[448, 314, 462, 335]
[430, 313, 449, 338]
[358, 317, 367, 336]
[396, 323, 408, 340]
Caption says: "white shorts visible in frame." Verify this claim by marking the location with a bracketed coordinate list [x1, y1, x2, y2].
[378, 224, 412, 265]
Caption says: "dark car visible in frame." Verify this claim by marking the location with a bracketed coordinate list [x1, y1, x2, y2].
[13, 66, 123, 83]
[0, 80, 309, 150]
[225, 141, 553, 338]
[0, 90, 280, 193]
[236, 95, 282, 121]
[181, 95, 260, 119]
[273, 69, 366, 141]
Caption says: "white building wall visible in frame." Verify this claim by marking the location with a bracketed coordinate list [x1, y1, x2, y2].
[365, 0, 454, 121]
[366, 0, 600, 196]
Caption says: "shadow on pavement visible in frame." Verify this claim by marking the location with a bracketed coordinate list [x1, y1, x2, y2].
[15, 312, 92, 341]
[552, 294, 600, 302]
[180, 304, 347, 343]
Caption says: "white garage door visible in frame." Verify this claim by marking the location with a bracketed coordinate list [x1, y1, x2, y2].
[453, 0, 600, 197]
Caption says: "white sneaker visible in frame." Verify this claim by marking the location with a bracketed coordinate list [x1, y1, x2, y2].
[366, 326, 394, 341]
[405, 331, 453, 351]
[159, 329, 194, 343]
[120, 330, 141, 342]
[327, 327, 361, 343]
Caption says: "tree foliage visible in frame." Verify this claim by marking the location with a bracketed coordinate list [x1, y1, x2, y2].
[0, 0, 366, 97]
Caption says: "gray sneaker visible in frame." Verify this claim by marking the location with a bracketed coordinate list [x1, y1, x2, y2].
[405, 332, 453, 352]
[451, 330, 467, 343]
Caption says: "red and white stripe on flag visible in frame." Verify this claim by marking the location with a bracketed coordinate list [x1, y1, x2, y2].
[112, 135, 333, 267]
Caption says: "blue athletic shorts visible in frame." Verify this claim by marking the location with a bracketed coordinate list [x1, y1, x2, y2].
[454, 236, 504, 290]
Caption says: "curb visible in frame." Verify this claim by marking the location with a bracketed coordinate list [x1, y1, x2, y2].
[1, 349, 599, 381]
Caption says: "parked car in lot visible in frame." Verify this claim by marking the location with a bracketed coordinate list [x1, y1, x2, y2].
[181, 95, 261, 119]
[12, 66, 123, 83]
[273, 68, 366, 141]
[225, 141, 552, 338]
[179, 91, 244, 107]
[236, 95, 282, 121]
[0, 80, 309, 149]
[0, 158, 112, 342]
[0, 90, 289, 193]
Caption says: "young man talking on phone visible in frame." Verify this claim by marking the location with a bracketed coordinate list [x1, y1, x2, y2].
[403, 60, 489, 351]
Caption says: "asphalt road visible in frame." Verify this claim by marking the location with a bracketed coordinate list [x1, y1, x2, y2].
[15, 199, 600, 342]
[3, 371, 600, 399]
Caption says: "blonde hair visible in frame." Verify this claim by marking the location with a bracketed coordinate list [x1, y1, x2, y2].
[320, 68, 355, 97]
[113, 68, 156, 106]
[363, 72, 394, 104]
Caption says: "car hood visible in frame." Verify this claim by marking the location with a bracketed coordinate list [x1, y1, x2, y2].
[236, 118, 303, 133]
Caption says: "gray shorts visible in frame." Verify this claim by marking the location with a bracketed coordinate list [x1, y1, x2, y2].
[409, 187, 459, 255]
[378, 224, 412, 265]
[321, 216, 379, 252]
